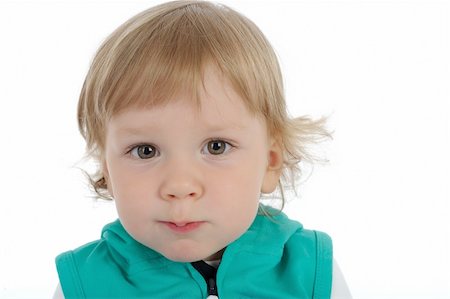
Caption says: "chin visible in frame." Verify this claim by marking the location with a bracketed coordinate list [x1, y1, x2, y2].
[163, 252, 204, 263]
[162, 246, 217, 263]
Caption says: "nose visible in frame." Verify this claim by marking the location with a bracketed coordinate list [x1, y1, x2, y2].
[159, 159, 204, 201]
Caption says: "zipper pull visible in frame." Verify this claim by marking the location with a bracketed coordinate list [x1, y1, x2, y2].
[207, 277, 218, 296]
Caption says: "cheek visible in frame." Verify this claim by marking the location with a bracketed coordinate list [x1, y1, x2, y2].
[108, 164, 158, 213]
[236, 154, 268, 189]
[207, 159, 265, 208]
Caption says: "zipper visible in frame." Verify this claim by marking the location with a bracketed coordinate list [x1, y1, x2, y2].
[207, 277, 217, 296]
[191, 261, 218, 297]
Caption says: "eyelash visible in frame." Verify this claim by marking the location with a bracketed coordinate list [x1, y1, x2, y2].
[126, 139, 236, 160]
[201, 139, 235, 156]
[127, 143, 159, 159]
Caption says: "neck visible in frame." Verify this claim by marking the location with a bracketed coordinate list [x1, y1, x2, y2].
[204, 248, 225, 261]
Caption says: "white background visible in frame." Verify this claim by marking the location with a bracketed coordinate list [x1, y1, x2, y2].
[0, 0, 449, 298]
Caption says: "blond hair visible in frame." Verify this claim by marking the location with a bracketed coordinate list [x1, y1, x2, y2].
[78, 1, 331, 204]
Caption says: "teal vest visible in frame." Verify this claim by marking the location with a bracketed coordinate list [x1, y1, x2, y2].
[56, 208, 332, 298]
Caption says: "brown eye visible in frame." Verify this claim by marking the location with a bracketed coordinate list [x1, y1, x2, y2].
[206, 140, 228, 155]
[132, 145, 157, 159]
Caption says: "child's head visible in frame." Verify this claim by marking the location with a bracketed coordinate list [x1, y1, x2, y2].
[77, 1, 329, 261]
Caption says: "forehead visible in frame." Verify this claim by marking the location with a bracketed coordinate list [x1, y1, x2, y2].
[108, 66, 265, 134]
[108, 61, 256, 118]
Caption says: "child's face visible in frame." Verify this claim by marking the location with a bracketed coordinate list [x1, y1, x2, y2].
[103, 66, 281, 262]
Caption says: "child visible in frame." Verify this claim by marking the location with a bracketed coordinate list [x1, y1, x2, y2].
[55, 1, 350, 298]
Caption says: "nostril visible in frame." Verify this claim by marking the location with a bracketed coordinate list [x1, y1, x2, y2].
[160, 182, 203, 201]
[165, 192, 197, 200]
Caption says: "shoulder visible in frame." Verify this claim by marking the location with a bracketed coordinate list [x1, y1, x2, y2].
[255, 206, 333, 254]
[56, 239, 106, 266]
[55, 236, 111, 298]
[290, 229, 333, 260]
[54, 220, 130, 298]
[256, 207, 334, 297]
[56, 221, 122, 275]
[253, 207, 333, 270]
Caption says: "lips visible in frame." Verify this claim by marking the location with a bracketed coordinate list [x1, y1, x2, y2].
[160, 221, 205, 233]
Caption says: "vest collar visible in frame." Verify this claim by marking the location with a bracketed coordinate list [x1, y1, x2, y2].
[101, 205, 302, 275]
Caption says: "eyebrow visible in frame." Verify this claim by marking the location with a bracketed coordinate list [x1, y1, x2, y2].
[114, 122, 247, 136]
[115, 127, 152, 136]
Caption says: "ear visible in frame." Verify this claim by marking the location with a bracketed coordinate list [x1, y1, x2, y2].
[102, 160, 114, 197]
[261, 139, 283, 194]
